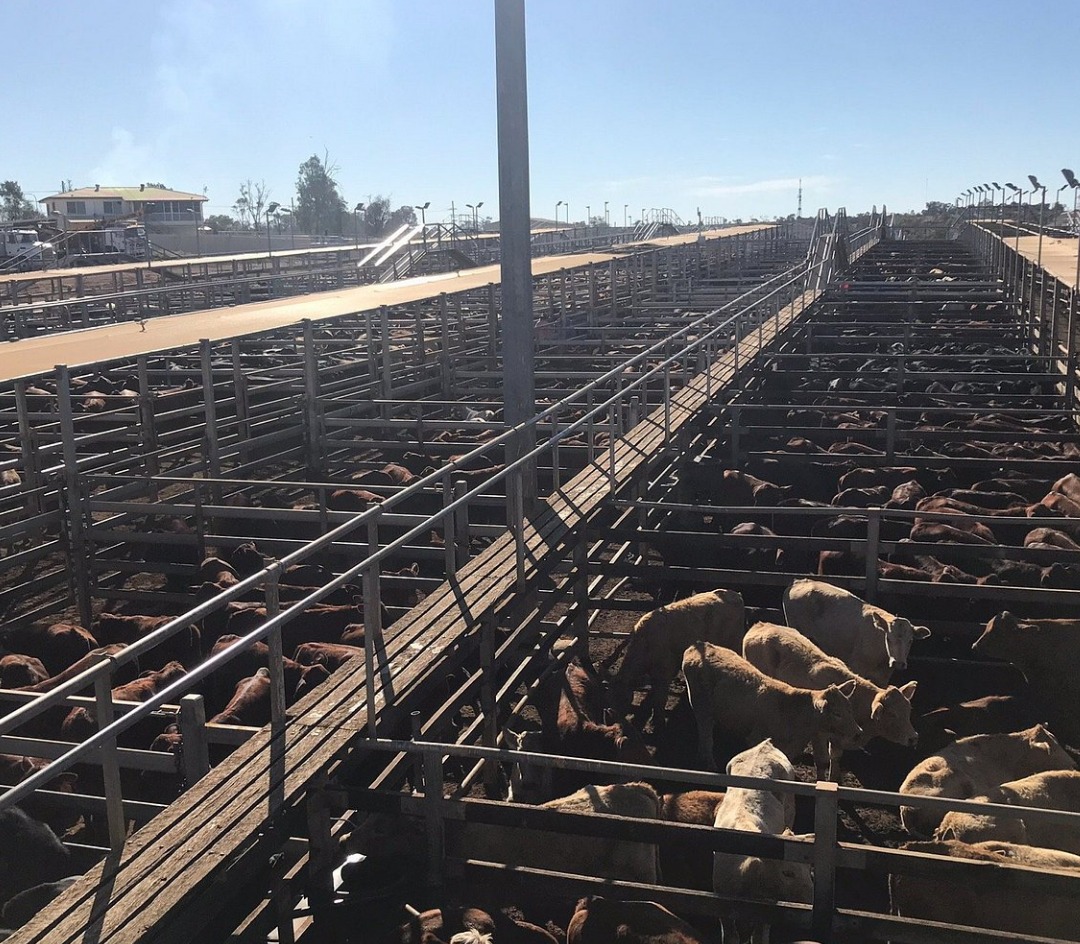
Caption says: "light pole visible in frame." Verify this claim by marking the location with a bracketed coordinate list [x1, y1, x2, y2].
[565, 201, 570, 231]
[623, 204, 629, 228]
[354, 202, 365, 250]
[278, 207, 293, 251]
[466, 201, 483, 234]
[555, 200, 563, 228]
[266, 201, 280, 257]
[604, 200, 609, 227]
[415, 201, 430, 248]
[184, 208, 202, 256]
[586, 204, 590, 234]
[1029, 175, 1047, 269]
[1064, 169, 1080, 294]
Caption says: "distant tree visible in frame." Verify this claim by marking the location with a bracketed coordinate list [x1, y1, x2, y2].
[233, 179, 269, 232]
[922, 201, 952, 216]
[357, 195, 417, 238]
[587, 215, 609, 229]
[142, 181, 169, 189]
[205, 213, 238, 232]
[295, 152, 346, 236]
[1, 180, 40, 222]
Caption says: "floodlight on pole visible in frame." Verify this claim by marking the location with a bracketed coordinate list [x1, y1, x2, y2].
[353, 202, 365, 250]
[604, 200, 609, 226]
[415, 201, 430, 248]
[555, 200, 563, 227]
[266, 202, 280, 257]
[586, 205, 590, 234]
[623, 204, 629, 228]
[1028, 176, 1048, 268]
[465, 201, 484, 234]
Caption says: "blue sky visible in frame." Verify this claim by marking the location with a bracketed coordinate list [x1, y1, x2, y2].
[5, 1, 1078, 223]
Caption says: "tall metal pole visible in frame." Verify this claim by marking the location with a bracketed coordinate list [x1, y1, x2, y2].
[495, 0, 536, 503]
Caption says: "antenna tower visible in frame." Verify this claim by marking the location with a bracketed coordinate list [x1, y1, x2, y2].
[797, 178, 803, 219]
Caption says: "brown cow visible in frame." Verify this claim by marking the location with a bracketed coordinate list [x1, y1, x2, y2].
[209, 668, 273, 726]
[567, 897, 706, 944]
[1, 623, 99, 676]
[0, 654, 49, 688]
[292, 641, 364, 670]
[60, 661, 187, 742]
[95, 613, 201, 668]
[972, 612, 1080, 743]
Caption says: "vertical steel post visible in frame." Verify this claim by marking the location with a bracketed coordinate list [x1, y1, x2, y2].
[265, 568, 287, 729]
[363, 514, 384, 734]
[178, 693, 210, 787]
[302, 319, 323, 475]
[495, 0, 537, 505]
[480, 612, 498, 789]
[94, 668, 127, 851]
[812, 780, 840, 941]
[56, 365, 93, 629]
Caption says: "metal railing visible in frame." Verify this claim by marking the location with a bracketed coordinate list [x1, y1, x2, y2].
[0, 219, 873, 854]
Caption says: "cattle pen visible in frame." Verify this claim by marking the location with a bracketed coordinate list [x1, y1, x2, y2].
[3, 214, 1080, 944]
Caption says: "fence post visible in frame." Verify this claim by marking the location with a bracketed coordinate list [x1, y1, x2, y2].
[864, 509, 881, 603]
[454, 478, 471, 567]
[265, 566, 287, 730]
[199, 339, 222, 494]
[410, 710, 425, 791]
[509, 466, 526, 586]
[811, 779, 839, 942]
[487, 283, 499, 370]
[423, 751, 446, 889]
[94, 668, 127, 852]
[439, 294, 452, 401]
[442, 472, 457, 579]
[178, 693, 211, 787]
[379, 305, 393, 420]
[302, 319, 324, 476]
[305, 771, 337, 924]
[56, 365, 93, 630]
[13, 381, 42, 516]
[481, 613, 499, 790]
[364, 513, 389, 729]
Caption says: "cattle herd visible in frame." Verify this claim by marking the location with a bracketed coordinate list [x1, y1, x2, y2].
[4, 240, 1080, 944]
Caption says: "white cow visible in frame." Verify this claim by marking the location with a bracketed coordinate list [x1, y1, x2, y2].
[713, 740, 812, 943]
[783, 579, 930, 686]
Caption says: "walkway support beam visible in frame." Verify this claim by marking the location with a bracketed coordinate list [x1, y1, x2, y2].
[495, 0, 537, 505]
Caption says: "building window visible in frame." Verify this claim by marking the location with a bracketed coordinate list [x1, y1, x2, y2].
[66, 201, 86, 215]
[103, 200, 122, 216]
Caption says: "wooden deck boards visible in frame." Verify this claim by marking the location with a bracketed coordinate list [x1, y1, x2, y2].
[8, 285, 817, 944]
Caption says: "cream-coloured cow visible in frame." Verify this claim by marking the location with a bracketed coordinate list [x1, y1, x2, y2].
[892, 840, 1080, 939]
[712, 740, 811, 944]
[742, 621, 918, 780]
[682, 642, 861, 771]
[999, 770, 1080, 854]
[616, 589, 745, 717]
[783, 579, 929, 686]
[347, 781, 661, 885]
[899, 725, 1076, 836]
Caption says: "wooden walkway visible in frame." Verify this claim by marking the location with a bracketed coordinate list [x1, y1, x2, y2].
[0, 225, 772, 382]
[9, 283, 815, 944]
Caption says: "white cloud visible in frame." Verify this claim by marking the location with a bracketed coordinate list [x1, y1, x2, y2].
[90, 128, 153, 185]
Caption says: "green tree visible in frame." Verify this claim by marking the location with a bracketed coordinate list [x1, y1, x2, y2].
[233, 179, 269, 232]
[358, 195, 417, 238]
[1, 180, 40, 222]
[295, 152, 346, 236]
[205, 213, 238, 232]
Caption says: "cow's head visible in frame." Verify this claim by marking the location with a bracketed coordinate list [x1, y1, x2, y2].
[972, 611, 1018, 658]
[1022, 724, 1076, 771]
[505, 727, 551, 804]
[817, 679, 863, 742]
[873, 612, 930, 672]
[869, 681, 918, 748]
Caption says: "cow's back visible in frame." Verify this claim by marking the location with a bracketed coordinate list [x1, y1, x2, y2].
[783, 579, 861, 658]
